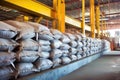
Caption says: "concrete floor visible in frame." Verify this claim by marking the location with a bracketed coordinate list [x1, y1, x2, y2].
[60, 51, 120, 80]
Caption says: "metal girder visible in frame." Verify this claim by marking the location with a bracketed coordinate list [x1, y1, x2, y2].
[90, 0, 95, 38]
[0, 0, 92, 31]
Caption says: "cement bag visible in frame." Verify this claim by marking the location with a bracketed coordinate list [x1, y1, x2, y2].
[20, 39, 39, 51]
[60, 44, 70, 50]
[62, 50, 69, 57]
[41, 45, 51, 52]
[38, 40, 50, 46]
[69, 41, 77, 48]
[52, 58, 61, 68]
[39, 52, 50, 58]
[50, 49, 62, 59]
[86, 37, 91, 43]
[60, 35, 71, 44]
[0, 38, 18, 51]
[0, 21, 17, 39]
[76, 54, 82, 60]
[5, 20, 35, 40]
[76, 50, 83, 55]
[61, 57, 71, 64]
[51, 40, 62, 49]
[27, 22, 50, 32]
[82, 37, 87, 42]
[20, 56, 39, 63]
[77, 41, 83, 49]
[35, 58, 53, 70]
[50, 29, 62, 39]
[81, 53, 87, 57]
[75, 35, 82, 41]
[0, 52, 15, 67]
[82, 41, 87, 46]
[82, 47, 87, 52]
[69, 48, 77, 55]
[16, 63, 36, 77]
[65, 33, 76, 40]
[0, 66, 15, 80]
[38, 31, 54, 41]
[69, 55, 77, 61]
[86, 43, 91, 46]
[17, 51, 40, 62]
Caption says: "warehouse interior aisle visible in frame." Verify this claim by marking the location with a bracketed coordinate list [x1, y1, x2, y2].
[60, 51, 120, 80]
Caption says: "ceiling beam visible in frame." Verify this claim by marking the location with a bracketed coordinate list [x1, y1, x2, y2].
[66, 1, 120, 12]
[75, 12, 120, 19]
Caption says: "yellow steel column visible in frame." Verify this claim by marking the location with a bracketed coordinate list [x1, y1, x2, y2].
[52, 0, 57, 29]
[95, 5, 100, 38]
[90, 0, 95, 38]
[81, 0, 85, 35]
[53, 0, 65, 32]
[60, 0, 65, 32]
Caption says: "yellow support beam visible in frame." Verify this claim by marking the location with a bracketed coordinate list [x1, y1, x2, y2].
[96, 5, 100, 38]
[36, 16, 43, 23]
[1, 0, 95, 32]
[60, 0, 65, 32]
[81, 0, 85, 35]
[90, 0, 95, 38]
[101, 14, 104, 35]
[53, 0, 65, 32]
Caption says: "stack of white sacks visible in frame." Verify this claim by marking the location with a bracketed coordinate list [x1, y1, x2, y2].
[5, 20, 38, 77]
[65, 33, 78, 61]
[0, 20, 111, 79]
[102, 40, 111, 51]
[27, 22, 53, 71]
[0, 21, 18, 80]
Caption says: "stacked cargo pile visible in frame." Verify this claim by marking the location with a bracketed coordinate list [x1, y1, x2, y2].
[75, 34, 83, 60]
[85, 37, 91, 56]
[65, 33, 78, 61]
[102, 40, 111, 51]
[81, 36, 87, 57]
[60, 34, 72, 64]
[5, 20, 38, 77]
[28, 22, 53, 72]
[0, 20, 111, 79]
[0, 21, 18, 80]
[50, 29, 63, 67]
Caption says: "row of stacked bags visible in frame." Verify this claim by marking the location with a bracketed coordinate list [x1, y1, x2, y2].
[0, 20, 110, 80]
